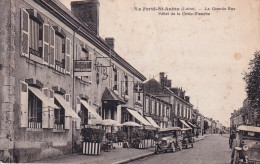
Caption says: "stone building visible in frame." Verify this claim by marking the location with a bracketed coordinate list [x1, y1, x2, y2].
[143, 93, 171, 129]
[0, 0, 146, 162]
[143, 72, 193, 129]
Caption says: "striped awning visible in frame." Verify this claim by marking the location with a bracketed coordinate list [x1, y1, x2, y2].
[180, 119, 192, 129]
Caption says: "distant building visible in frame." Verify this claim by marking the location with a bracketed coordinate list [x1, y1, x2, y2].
[144, 73, 194, 129]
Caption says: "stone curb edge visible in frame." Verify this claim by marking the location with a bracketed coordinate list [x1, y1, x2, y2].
[112, 152, 155, 164]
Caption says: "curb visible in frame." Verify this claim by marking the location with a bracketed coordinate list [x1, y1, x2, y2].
[112, 152, 155, 164]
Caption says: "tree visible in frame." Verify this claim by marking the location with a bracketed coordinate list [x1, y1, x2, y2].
[244, 51, 260, 111]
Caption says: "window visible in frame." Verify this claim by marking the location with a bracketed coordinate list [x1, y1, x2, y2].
[81, 104, 89, 126]
[151, 100, 155, 114]
[137, 93, 141, 101]
[156, 102, 159, 115]
[160, 103, 163, 116]
[145, 98, 149, 112]
[55, 33, 65, 69]
[113, 68, 118, 90]
[124, 74, 128, 95]
[29, 18, 42, 57]
[177, 104, 180, 117]
[54, 98, 65, 129]
[28, 90, 42, 128]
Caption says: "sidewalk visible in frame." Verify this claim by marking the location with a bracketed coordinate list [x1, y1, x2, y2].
[32, 147, 155, 164]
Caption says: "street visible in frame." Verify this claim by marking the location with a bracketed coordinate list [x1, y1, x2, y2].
[131, 135, 231, 164]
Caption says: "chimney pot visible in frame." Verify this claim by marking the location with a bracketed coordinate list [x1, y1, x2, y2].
[105, 37, 115, 49]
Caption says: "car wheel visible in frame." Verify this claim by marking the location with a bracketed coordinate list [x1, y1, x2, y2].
[171, 143, 176, 152]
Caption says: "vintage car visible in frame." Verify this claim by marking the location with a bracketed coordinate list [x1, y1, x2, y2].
[231, 125, 260, 164]
[181, 128, 195, 149]
[154, 127, 183, 154]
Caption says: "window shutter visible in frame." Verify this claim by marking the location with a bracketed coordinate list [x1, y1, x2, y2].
[20, 81, 28, 127]
[65, 38, 71, 75]
[117, 71, 120, 93]
[42, 88, 49, 128]
[64, 94, 71, 129]
[76, 97, 81, 130]
[43, 24, 49, 65]
[21, 9, 29, 58]
[89, 51, 93, 60]
[49, 89, 55, 128]
[76, 44, 82, 60]
[49, 27, 55, 68]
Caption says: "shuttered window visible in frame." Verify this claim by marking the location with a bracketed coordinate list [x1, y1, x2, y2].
[54, 98, 65, 129]
[28, 90, 42, 128]
[55, 34, 65, 68]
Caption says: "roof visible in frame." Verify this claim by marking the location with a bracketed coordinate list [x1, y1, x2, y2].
[34, 0, 146, 81]
[101, 88, 126, 104]
[237, 125, 260, 133]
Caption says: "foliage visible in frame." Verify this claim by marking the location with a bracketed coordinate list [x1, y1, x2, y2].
[81, 128, 105, 143]
[244, 51, 260, 111]
[106, 133, 115, 142]
[131, 129, 155, 140]
[116, 130, 127, 142]
[204, 121, 209, 130]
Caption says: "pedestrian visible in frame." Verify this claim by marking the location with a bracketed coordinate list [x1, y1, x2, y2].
[196, 131, 199, 138]
[229, 131, 235, 149]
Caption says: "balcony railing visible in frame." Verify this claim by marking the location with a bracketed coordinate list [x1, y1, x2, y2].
[74, 60, 92, 72]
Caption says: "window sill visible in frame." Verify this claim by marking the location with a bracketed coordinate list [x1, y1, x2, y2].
[52, 69, 66, 76]
[53, 129, 66, 133]
[26, 128, 43, 132]
[78, 78, 92, 85]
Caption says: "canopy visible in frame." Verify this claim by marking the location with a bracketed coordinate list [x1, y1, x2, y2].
[238, 125, 260, 133]
[126, 108, 151, 126]
[180, 120, 192, 129]
[28, 86, 59, 109]
[181, 128, 193, 131]
[159, 127, 181, 132]
[122, 121, 141, 127]
[80, 100, 102, 120]
[187, 121, 197, 128]
[145, 117, 160, 128]
[54, 94, 80, 119]
[102, 87, 125, 104]
[96, 119, 122, 126]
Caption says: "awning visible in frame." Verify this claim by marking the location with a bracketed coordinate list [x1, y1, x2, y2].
[187, 121, 197, 128]
[180, 119, 192, 129]
[126, 108, 151, 126]
[145, 117, 160, 128]
[80, 100, 102, 120]
[28, 86, 59, 109]
[54, 94, 80, 119]
[102, 87, 125, 104]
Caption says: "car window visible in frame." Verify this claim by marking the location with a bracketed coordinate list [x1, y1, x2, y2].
[241, 131, 260, 140]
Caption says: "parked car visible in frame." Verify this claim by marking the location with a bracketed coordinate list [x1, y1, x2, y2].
[181, 128, 195, 149]
[155, 127, 182, 154]
[231, 125, 260, 164]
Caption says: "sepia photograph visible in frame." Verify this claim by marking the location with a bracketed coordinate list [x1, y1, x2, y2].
[0, 0, 260, 163]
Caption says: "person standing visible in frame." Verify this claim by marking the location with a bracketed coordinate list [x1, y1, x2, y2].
[229, 131, 235, 149]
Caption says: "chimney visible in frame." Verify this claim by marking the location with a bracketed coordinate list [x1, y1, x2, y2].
[185, 96, 190, 102]
[105, 37, 115, 49]
[71, 0, 100, 35]
[165, 80, 172, 87]
[159, 72, 165, 87]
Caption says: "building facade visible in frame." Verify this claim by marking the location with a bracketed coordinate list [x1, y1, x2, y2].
[143, 93, 171, 129]
[0, 0, 146, 162]
[143, 73, 193, 129]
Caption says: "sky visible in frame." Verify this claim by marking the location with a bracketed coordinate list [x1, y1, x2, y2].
[60, 0, 260, 127]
